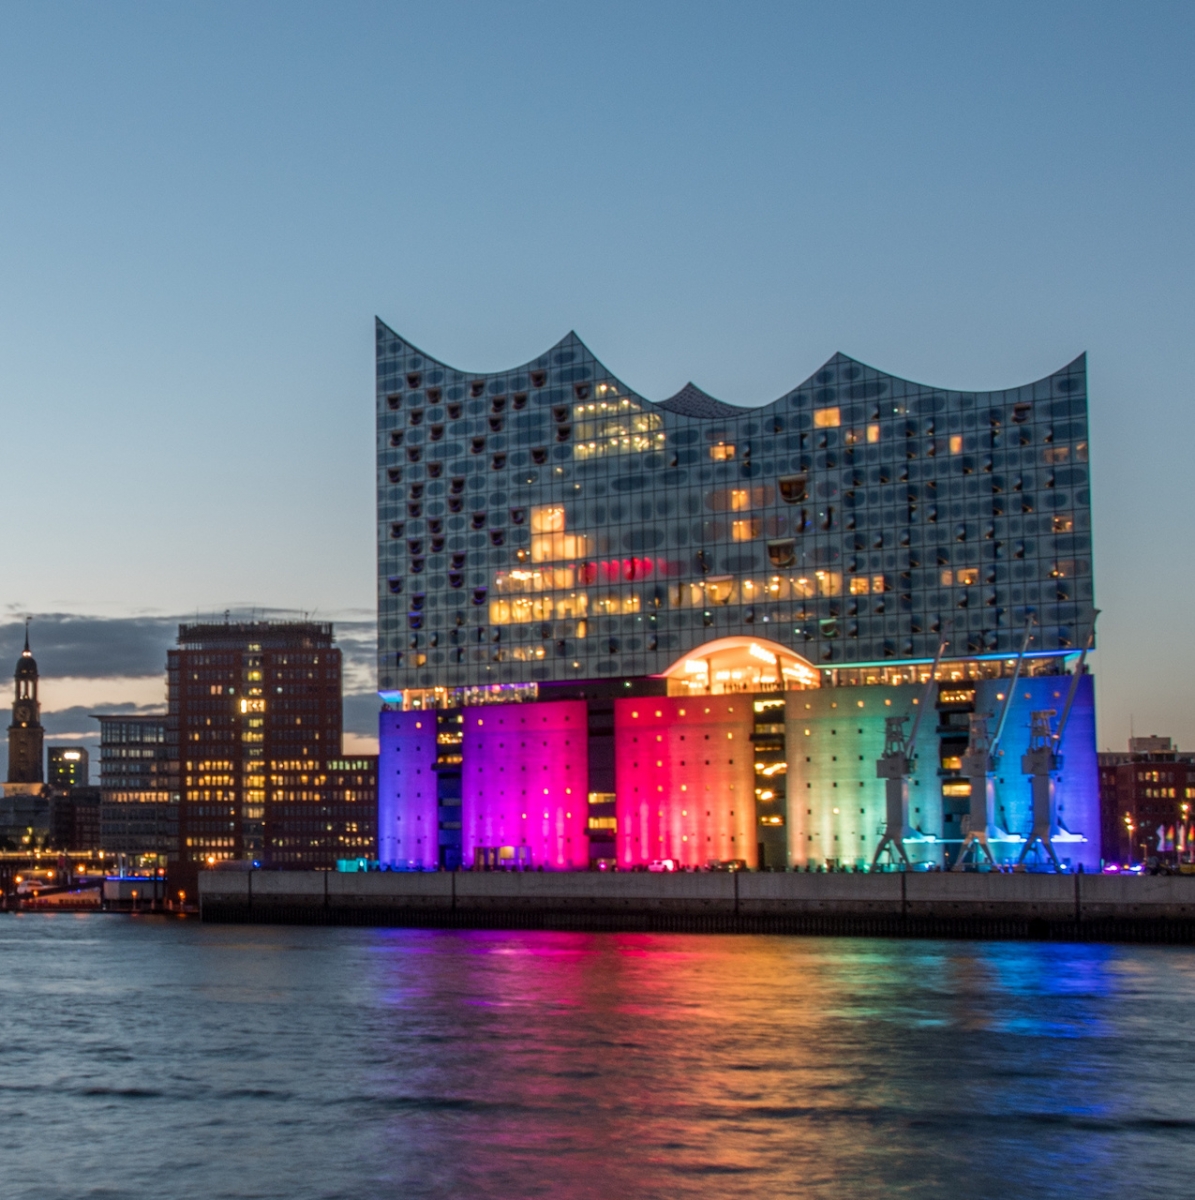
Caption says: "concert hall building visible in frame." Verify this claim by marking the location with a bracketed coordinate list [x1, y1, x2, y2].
[374, 320, 1099, 871]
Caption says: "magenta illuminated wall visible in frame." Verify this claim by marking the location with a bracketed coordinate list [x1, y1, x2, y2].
[377, 710, 438, 869]
[614, 697, 756, 869]
[461, 700, 589, 870]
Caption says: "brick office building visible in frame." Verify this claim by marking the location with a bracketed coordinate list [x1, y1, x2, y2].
[1098, 737, 1195, 866]
[172, 621, 375, 886]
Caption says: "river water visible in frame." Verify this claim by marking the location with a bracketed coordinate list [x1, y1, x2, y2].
[1, 915, 1193, 1199]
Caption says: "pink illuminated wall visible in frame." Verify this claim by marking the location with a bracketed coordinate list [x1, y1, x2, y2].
[377, 710, 439, 869]
[461, 700, 589, 870]
[614, 697, 756, 869]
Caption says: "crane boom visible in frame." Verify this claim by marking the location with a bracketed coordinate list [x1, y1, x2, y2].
[1053, 610, 1100, 750]
[991, 615, 1035, 755]
[904, 636, 948, 755]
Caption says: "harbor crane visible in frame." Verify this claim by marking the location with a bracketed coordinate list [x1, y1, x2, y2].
[952, 617, 1035, 870]
[1016, 611, 1100, 870]
[872, 635, 948, 870]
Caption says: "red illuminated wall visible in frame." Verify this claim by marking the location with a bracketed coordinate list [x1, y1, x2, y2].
[461, 700, 589, 870]
[614, 697, 756, 869]
[377, 710, 438, 869]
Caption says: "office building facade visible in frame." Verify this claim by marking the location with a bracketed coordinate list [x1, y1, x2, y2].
[1098, 738, 1195, 866]
[48, 746, 89, 789]
[95, 714, 179, 865]
[172, 621, 374, 877]
[375, 322, 1100, 870]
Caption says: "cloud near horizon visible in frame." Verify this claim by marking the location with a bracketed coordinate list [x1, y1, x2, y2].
[0, 613, 381, 780]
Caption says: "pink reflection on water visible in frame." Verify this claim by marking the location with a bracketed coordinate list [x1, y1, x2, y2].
[366, 931, 1132, 1198]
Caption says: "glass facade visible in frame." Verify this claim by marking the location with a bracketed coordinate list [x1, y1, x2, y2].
[97, 713, 179, 863]
[376, 321, 1093, 695]
[375, 323, 1099, 871]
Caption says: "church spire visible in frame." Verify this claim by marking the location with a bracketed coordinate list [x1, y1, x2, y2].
[8, 623, 44, 784]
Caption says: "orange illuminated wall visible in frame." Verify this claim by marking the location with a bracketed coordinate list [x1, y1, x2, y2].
[614, 697, 755, 868]
[461, 700, 588, 870]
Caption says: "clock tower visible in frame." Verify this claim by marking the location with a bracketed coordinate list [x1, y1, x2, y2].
[7, 624, 44, 785]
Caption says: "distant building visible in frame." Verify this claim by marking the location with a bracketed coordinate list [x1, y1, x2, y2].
[0, 793, 50, 850]
[95, 714, 179, 867]
[50, 787, 102, 852]
[268, 756, 378, 867]
[48, 746, 89, 789]
[172, 621, 375, 877]
[1098, 737, 1195, 865]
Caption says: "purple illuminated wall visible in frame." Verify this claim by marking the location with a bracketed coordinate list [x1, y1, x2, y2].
[461, 700, 589, 870]
[377, 709, 439, 869]
[614, 697, 756, 869]
[982, 673, 1100, 870]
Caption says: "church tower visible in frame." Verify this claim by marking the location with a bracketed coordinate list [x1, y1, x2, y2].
[7, 624, 44, 784]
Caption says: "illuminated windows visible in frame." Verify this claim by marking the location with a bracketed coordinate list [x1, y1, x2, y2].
[530, 506, 565, 533]
[709, 442, 735, 461]
[731, 518, 760, 542]
[849, 575, 886, 595]
[531, 533, 590, 562]
[706, 578, 735, 605]
[940, 568, 978, 586]
[572, 394, 664, 460]
[813, 571, 842, 597]
[844, 425, 881, 446]
[489, 594, 589, 624]
[592, 593, 640, 615]
[527, 505, 589, 562]
[494, 567, 576, 593]
[813, 407, 840, 428]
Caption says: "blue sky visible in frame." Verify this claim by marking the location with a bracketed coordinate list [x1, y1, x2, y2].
[1, 1, 1193, 772]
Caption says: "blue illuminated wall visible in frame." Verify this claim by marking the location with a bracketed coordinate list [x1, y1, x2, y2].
[985, 674, 1098, 870]
[377, 710, 438, 869]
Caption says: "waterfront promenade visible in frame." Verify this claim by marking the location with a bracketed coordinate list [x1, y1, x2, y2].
[198, 869, 1195, 942]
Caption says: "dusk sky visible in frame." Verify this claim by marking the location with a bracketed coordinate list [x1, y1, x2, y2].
[1, 2, 1193, 776]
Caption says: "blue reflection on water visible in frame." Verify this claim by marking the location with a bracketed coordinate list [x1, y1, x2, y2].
[1, 916, 1193, 1199]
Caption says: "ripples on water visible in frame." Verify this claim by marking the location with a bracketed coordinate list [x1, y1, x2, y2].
[1, 916, 1193, 1199]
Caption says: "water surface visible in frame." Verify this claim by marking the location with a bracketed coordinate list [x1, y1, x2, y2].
[1, 915, 1192, 1199]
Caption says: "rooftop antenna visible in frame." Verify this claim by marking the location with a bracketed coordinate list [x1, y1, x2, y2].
[954, 615, 1034, 870]
[873, 632, 948, 870]
[1017, 610, 1100, 871]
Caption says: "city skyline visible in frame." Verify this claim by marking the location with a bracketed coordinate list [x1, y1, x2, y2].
[2, 3, 1194, 752]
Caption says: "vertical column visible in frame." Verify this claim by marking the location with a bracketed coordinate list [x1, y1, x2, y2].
[615, 697, 755, 869]
[461, 700, 588, 870]
[378, 710, 439, 869]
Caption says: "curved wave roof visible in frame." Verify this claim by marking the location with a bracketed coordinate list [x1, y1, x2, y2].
[376, 320, 1085, 414]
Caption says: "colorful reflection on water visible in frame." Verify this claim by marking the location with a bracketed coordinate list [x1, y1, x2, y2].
[1, 917, 1193, 1199]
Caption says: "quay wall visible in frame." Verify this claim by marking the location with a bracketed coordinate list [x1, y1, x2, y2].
[198, 870, 1195, 943]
